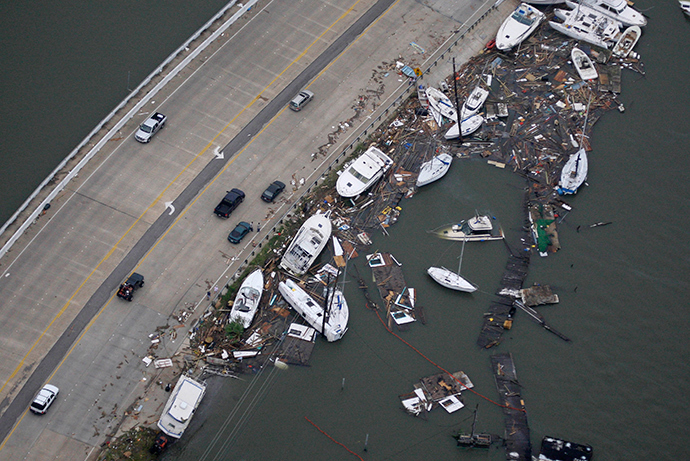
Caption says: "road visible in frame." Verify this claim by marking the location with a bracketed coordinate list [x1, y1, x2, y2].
[0, 0, 516, 459]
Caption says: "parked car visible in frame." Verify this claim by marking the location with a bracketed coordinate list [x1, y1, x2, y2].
[134, 112, 166, 143]
[289, 90, 314, 111]
[30, 384, 59, 415]
[214, 189, 245, 218]
[261, 180, 286, 203]
[228, 221, 253, 244]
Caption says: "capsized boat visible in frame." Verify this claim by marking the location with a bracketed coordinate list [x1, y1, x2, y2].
[612, 25, 641, 58]
[460, 85, 489, 119]
[431, 214, 504, 242]
[425, 87, 457, 121]
[571, 47, 598, 81]
[157, 375, 206, 439]
[444, 114, 484, 140]
[280, 212, 332, 276]
[417, 153, 453, 187]
[682, 1, 690, 17]
[427, 267, 477, 293]
[558, 147, 588, 195]
[229, 269, 263, 328]
[335, 145, 393, 198]
[278, 279, 349, 342]
[495, 3, 546, 51]
[550, 5, 622, 49]
[566, 0, 646, 27]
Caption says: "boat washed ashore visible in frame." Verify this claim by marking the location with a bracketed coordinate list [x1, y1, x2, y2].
[157, 375, 207, 439]
[444, 114, 484, 140]
[228, 269, 263, 328]
[417, 153, 453, 187]
[425, 86, 457, 122]
[571, 47, 598, 81]
[336, 145, 393, 198]
[280, 212, 332, 276]
[558, 147, 588, 195]
[278, 278, 349, 342]
[430, 214, 504, 242]
[427, 266, 477, 293]
[460, 85, 489, 119]
[495, 3, 545, 51]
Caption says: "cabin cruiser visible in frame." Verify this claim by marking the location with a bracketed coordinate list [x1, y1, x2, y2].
[229, 269, 263, 328]
[336, 145, 392, 198]
[280, 212, 332, 276]
[495, 3, 545, 51]
[565, 0, 647, 27]
[431, 214, 504, 242]
[157, 375, 206, 439]
[550, 3, 622, 49]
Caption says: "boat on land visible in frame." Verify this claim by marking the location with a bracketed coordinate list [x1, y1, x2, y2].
[682, 1, 690, 17]
[427, 266, 477, 292]
[157, 375, 207, 439]
[550, 4, 622, 49]
[571, 47, 598, 80]
[229, 269, 263, 328]
[278, 279, 349, 342]
[444, 114, 484, 140]
[430, 214, 504, 242]
[280, 212, 332, 276]
[425, 87, 457, 121]
[417, 153, 453, 187]
[565, 0, 647, 27]
[558, 147, 588, 195]
[336, 145, 392, 198]
[460, 85, 489, 119]
[612, 25, 641, 58]
[495, 3, 546, 51]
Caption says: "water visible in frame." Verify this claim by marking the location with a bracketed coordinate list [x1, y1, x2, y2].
[2, 1, 690, 459]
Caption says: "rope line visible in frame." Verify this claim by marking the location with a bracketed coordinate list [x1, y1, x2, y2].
[304, 416, 365, 460]
[373, 308, 525, 413]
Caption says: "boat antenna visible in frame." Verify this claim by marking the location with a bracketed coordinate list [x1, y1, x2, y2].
[452, 57, 463, 143]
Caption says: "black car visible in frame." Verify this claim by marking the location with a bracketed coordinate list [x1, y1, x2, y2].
[214, 188, 245, 218]
[261, 181, 285, 203]
[117, 272, 145, 301]
[228, 221, 252, 243]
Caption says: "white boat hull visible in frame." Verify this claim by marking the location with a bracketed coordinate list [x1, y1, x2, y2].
[229, 269, 264, 328]
[426, 87, 457, 121]
[157, 375, 206, 439]
[336, 145, 392, 198]
[280, 213, 332, 276]
[612, 25, 641, 58]
[558, 147, 588, 195]
[417, 153, 453, 187]
[460, 86, 489, 119]
[444, 114, 484, 140]
[432, 215, 504, 242]
[682, 1, 690, 17]
[571, 47, 598, 81]
[496, 3, 545, 51]
[427, 267, 477, 293]
[565, 0, 647, 27]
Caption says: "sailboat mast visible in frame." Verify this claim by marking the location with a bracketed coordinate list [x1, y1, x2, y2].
[452, 57, 463, 143]
[458, 236, 467, 275]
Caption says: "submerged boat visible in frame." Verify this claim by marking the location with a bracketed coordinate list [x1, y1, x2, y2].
[280, 212, 332, 276]
[431, 214, 504, 242]
[612, 25, 641, 58]
[550, 4, 622, 49]
[336, 145, 392, 198]
[278, 279, 349, 342]
[460, 85, 489, 119]
[571, 47, 598, 80]
[157, 375, 206, 439]
[495, 3, 545, 51]
[444, 114, 484, 140]
[425, 87, 457, 121]
[682, 1, 690, 17]
[229, 269, 263, 328]
[558, 147, 588, 195]
[427, 266, 477, 293]
[417, 153, 453, 187]
[565, 0, 647, 27]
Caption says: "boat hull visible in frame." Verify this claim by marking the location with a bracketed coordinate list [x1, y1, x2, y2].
[444, 114, 484, 139]
[612, 25, 641, 58]
[460, 86, 489, 119]
[558, 147, 588, 195]
[229, 269, 264, 328]
[571, 47, 598, 81]
[496, 3, 545, 51]
[425, 87, 457, 121]
[280, 213, 332, 276]
[427, 267, 477, 292]
[157, 375, 206, 439]
[417, 153, 453, 187]
[335, 146, 392, 198]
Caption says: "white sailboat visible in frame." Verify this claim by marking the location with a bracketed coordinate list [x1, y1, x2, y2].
[682, 1, 690, 17]
[229, 269, 263, 328]
[417, 153, 453, 187]
[157, 375, 206, 439]
[495, 3, 546, 51]
[565, 0, 647, 27]
[280, 212, 332, 276]
[444, 114, 484, 140]
[278, 279, 349, 342]
[612, 25, 641, 58]
[425, 87, 457, 121]
[558, 98, 591, 195]
[460, 86, 489, 119]
[427, 239, 477, 292]
[571, 47, 598, 81]
[336, 145, 393, 198]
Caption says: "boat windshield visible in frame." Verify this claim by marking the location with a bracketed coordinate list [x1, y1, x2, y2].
[347, 166, 372, 182]
[511, 10, 535, 26]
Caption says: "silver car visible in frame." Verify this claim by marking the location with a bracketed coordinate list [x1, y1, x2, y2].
[289, 90, 314, 111]
[30, 384, 59, 415]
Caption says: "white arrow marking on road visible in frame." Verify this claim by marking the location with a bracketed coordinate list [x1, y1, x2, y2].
[165, 202, 175, 215]
[214, 147, 224, 160]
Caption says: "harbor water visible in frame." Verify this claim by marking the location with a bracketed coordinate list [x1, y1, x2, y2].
[2, 1, 689, 459]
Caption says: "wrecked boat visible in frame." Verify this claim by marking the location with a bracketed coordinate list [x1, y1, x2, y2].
[425, 86, 457, 121]
[550, 5, 622, 49]
[157, 374, 207, 439]
[280, 211, 332, 276]
[566, 0, 647, 27]
[571, 46, 598, 81]
[427, 266, 477, 292]
[495, 3, 545, 51]
[431, 214, 504, 242]
[558, 147, 588, 195]
[444, 114, 484, 140]
[229, 269, 263, 328]
[460, 85, 489, 119]
[335, 145, 393, 198]
[612, 25, 641, 58]
[417, 153, 453, 187]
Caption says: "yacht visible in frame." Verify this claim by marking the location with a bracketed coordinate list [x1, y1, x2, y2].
[157, 375, 206, 439]
[495, 3, 546, 51]
[335, 145, 392, 198]
[565, 0, 647, 27]
[280, 212, 332, 276]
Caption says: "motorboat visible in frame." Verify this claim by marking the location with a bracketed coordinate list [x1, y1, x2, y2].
[565, 0, 647, 27]
[571, 47, 598, 80]
[612, 25, 641, 58]
[278, 279, 349, 342]
[460, 85, 489, 119]
[157, 375, 207, 439]
[417, 153, 453, 187]
[558, 147, 588, 195]
[550, 4, 622, 49]
[280, 212, 332, 276]
[495, 3, 546, 51]
[425, 87, 457, 121]
[427, 267, 477, 293]
[523, 0, 565, 4]
[336, 145, 393, 198]
[431, 214, 504, 242]
[444, 114, 484, 139]
[229, 269, 263, 328]
[682, 1, 690, 17]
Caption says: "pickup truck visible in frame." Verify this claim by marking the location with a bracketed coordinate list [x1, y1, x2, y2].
[214, 188, 245, 218]
[134, 112, 166, 143]
[117, 272, 144, 301]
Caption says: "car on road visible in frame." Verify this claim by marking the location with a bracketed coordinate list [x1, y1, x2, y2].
[30, 384, 59, 415]
[134, 112, 167, 143]
[228, 221, 253, 244]
[117, 272, 145, 302]
[289, 90, 314, 111]
[261, 180, 286, 203]
[214, 188, 245, 218]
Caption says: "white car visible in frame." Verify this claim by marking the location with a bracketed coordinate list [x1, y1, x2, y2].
[30, 384, 59, 415]
[134, 112, 167, 143]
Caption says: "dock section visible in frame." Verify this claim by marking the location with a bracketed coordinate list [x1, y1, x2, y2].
[491, 352, 531, 460]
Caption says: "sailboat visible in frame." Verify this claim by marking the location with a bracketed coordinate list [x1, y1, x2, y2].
[558, 97, 591, 195]
[427, 238, 477, 292]
[417, 153, 453, 187]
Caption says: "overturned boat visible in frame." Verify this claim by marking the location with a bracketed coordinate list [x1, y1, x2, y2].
[280, 212, 332, 276]
[427, 267, 477, 293]
[157, 375, 207, 439]
[571, 47, 598, 81]
[229, 269, 263, 328]
[336, 145, 392, 198]
[278, 279, 349, 342]
[495, 3, 545, 51]
[431, 214, 504, 242]
[417, 153, 453, 187]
